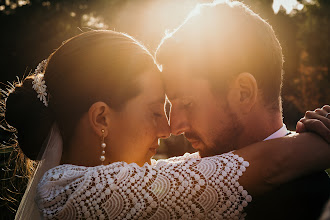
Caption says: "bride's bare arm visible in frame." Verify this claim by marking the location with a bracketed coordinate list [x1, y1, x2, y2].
[237, 132, 329, 196]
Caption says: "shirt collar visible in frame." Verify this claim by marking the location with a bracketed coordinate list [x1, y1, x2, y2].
[263, 124, 288, 141]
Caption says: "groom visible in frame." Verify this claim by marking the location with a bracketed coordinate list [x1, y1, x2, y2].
[156, 1, 329, 219]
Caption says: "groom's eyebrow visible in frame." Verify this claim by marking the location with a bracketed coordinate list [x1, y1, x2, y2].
[165, 93, 178, 101]
[166, 93, 190, 102]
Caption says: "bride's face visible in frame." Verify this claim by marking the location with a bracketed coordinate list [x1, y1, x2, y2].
[106, 70, 170, 166]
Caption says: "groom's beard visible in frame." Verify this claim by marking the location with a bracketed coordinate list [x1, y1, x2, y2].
[197, 108, 243, 158]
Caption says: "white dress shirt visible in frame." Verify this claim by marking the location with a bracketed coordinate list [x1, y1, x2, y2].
[263, 124, 289, 141]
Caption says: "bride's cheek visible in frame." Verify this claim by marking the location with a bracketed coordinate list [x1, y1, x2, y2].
[149, 113, 158, 127]
[152, 117, 157, 127]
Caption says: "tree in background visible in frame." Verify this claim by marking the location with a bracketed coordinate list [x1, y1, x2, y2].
[285, 0, 329, 116]
[243, 0, 329, 127]
[0, 0, 328, 218]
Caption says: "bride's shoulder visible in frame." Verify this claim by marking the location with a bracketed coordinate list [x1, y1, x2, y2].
[40, 164, 88, 182]
[38, 161, 139, 189]
[37, 164, 90, 197]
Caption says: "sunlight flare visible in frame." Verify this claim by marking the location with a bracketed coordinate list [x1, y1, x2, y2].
[272, 0, 315, 14]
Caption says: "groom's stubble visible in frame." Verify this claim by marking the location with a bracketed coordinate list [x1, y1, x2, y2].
[197, 99, 244, 158]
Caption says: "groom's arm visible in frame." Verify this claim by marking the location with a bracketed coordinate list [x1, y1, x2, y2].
[297, 105, 330, 143]
[236, 132, 330, 196]
[245, 170, 330, 220]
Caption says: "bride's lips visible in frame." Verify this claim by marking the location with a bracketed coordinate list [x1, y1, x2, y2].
[149, 144, 158, 154]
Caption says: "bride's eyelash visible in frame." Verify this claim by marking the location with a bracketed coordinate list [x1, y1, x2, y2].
[153, 112, 162, 117]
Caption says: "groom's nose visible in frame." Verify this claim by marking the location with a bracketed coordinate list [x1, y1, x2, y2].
[170, 108, 190, 135]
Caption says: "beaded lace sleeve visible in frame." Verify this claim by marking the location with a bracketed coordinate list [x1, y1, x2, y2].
[37, 152, 252, 219]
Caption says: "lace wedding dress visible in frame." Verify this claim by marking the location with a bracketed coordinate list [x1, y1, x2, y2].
[36, 152, 251, 219]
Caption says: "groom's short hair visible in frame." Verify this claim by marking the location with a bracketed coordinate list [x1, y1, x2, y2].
[156, 1, 284, 111]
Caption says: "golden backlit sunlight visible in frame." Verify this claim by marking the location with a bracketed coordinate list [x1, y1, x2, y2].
[156, 0, 228, 65]
[272, 0, 315, 14]
[0, 0, 329, 219]
[82, 13, 108, 29]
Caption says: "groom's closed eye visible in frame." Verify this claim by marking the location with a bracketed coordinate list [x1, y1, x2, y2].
[182, 98, 193, 108]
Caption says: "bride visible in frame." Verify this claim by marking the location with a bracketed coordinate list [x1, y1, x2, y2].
[4, 30, 329, 219]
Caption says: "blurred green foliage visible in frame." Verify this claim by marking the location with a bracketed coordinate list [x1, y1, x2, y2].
[0, 0, 329, 218]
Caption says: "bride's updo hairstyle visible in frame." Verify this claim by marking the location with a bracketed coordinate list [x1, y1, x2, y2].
[5, 30, 157, 160]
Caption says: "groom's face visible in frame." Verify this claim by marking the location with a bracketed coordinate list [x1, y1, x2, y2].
[163, 63, 243, 157]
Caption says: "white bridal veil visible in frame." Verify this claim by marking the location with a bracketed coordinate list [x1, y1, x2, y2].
[15, 123, 63, 220]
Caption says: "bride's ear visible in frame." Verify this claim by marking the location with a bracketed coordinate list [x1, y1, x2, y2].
[88, 102, 111, 137]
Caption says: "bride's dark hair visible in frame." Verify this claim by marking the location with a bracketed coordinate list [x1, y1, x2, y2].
[5, 30, 157, 160]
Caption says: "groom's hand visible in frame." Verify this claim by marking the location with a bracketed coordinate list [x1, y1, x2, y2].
[296, 105, 330, 144]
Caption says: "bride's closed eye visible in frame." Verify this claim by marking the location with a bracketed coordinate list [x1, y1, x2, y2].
[153, 111, 163, 118]
[149, 104, 165, 118]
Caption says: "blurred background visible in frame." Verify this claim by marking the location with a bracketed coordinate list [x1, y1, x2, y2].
[0, 0, 329, 219]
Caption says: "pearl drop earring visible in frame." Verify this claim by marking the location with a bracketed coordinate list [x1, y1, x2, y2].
[100, 129, 106, 164]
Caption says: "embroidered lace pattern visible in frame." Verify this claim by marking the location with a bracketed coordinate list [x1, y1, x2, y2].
[36, 152, 252, 219]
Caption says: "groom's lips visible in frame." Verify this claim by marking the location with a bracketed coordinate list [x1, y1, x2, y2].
[187, 139, 201, 149]
[185, 133, 202, 149]
[186, 136, 201, 149]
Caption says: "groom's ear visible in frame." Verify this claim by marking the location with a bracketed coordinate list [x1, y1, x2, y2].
[88, 102, 111, 137]
[230, 72, 258, 114]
